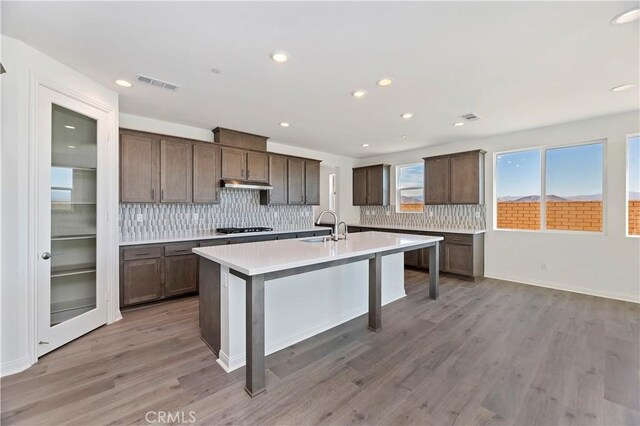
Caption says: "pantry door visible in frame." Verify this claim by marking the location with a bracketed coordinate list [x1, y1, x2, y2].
[36, 86, 109, 356]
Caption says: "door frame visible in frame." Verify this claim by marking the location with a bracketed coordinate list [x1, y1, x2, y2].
[26, 72, 120, 364]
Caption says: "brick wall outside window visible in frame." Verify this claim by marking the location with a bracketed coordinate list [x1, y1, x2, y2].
[497, 201, 605, 232]
[496, 202, 540, 230]
[629, 201, 640, 236]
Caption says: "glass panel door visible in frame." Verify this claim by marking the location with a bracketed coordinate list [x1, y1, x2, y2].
[49, 104, 98, 326]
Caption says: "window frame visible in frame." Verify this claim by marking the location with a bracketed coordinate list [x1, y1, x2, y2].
[395, 162, 424, 214]
[626, 133, 640, 238]
[493, 138, 607, 235]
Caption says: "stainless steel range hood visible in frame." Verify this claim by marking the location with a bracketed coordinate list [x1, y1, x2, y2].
[222, 179, 273, 190]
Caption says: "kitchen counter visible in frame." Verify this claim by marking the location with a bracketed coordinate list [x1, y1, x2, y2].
[193, 231, 443, 276]
[194, 231, 442, 397]
[119, 226, 333, 246]
[348, 223, 486, 235]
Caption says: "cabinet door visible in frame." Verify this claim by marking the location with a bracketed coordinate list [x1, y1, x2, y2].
[444, 243, 474, 276]
[424, 156, 450, 204]
[353, 168, 368, 205]
[450, 151, 482, 204]
[404, 250, 420, 267]
[366, 166, 384, 205]
[120, 133, 159, 203]
[304, 160, 320, 205]
[262, 155, 287, 205]
[122, 258, 162, 306]
[165, 254, 198, 297]
[287, 158, 305, 205]
[193, 143, 220, 203]
[160, 139, 192, 203]
[246, 151, 268, 183]
[221, 147, 246, 180]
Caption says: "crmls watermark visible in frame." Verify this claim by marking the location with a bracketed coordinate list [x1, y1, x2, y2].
[145, 411, 196, 424]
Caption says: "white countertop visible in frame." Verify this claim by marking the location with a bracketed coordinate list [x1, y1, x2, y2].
[193, 231, 443, 276]
[348, 223, 486, 235]
[119, 227, 333, 246]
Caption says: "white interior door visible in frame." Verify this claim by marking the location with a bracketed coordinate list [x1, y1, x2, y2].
[37, 86, 109, 356]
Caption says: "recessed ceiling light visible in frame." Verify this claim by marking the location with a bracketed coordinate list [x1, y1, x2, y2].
[279, 122, 290, 127]
[401, 135, 407, 139]
[210, 67, 221, 74]
[115, 79, 133, 88]
[611, 84, 635, 92]
[376, 78, 393, 87]
[611, 7, 639, 24]
[64, 125, 76, 129]
[352, 90, 367, 98]
[361, 144, 370, 147]
[270, 51, 289, 63]
[67, 145, 77, 149]
[401, 113, 414, 119]
[453, 122, 465, 127]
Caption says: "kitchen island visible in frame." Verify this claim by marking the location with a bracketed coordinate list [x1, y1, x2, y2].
[193, 231, 443, 397]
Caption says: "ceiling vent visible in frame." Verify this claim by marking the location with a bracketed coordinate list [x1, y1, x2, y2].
[460, 113, 481, 122]
[136, 74, 180, 91]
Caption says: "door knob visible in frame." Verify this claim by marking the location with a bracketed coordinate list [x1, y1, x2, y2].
[41, 252, 52, 260]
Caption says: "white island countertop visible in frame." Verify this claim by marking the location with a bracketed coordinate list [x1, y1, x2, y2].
[193, 231, 443, 276]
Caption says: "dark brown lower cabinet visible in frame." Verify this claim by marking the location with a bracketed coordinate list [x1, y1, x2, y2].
[165, 254, 199, 297]
[121, 258, 162, 306]
[349, 226, 484, 279]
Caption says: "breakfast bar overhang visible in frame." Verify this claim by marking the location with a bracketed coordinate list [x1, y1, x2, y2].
[193, 231, 443, 397]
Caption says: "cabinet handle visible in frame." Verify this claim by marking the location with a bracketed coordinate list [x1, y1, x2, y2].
[152, 188, 155, 200]
[161, 189, 164, 201]
[156, 262, 160, 274]
[136, 252, 151, 256]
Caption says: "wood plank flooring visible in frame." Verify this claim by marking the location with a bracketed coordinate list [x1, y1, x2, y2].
[2, 271, 639, 425]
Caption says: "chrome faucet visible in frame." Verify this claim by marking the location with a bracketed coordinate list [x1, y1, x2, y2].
[316, 209, 339, 241]
[338, 222, 348, 240]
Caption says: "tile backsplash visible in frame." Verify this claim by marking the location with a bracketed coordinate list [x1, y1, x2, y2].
[359, 204, 486, 230]
[119, 189, 313, 242]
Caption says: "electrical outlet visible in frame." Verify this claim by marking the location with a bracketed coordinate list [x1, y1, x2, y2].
[386, 211, 391, 216]
[192, 213, 199, 220]
[365, 210, 371, 216]
[541, 263, 547, 272]
[273, 211, 279, 218]
[135, 214, 144, 223]
[429, 211, 434, 217]
[475, 212, 481, 218]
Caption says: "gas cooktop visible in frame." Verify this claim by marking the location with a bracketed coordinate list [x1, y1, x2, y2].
[216, 227, 274, 234]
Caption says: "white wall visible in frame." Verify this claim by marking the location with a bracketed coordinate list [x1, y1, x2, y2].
[355, 111, 640, 302]
[119, 113, 360, 223]
[0, 36, 119, 376]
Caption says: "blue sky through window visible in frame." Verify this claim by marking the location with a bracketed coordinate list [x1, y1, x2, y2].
[496, 150, 541, 199]
[629, 136, 640, 199]
[398, 163, 424, 188]
[546, 143, 603, 199]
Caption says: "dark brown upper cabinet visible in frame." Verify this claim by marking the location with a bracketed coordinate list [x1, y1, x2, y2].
[193, 143, 221, 204]
[221, 147, 268, 183]
[352, 164, 390, 206]
[260, 155, 288, 205]
[160, 139, 193, 203]
[424, 150, 485, 205]
[120, 131, 160, 203]
[286, 157, 320, 205]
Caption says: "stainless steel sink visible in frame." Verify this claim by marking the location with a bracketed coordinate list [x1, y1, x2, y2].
[300, 237, 330, 243]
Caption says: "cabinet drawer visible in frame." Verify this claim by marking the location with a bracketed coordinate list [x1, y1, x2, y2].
[122, 246, 162, 260]
[164, 242, 197, 257]
[444, 234, 472, 245]
[199, 239, 230, 247]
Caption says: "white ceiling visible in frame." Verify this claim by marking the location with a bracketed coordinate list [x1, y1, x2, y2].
[2, 1, 639, 158]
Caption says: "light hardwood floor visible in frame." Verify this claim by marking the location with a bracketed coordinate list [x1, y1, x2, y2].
[2, 271, 639, 425]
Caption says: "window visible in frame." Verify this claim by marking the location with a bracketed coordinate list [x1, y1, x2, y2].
[496, 150, 541, 230]
[495, 140, 605, 232]
[628, 135, 640, 236]
[396, 163, 424, 212]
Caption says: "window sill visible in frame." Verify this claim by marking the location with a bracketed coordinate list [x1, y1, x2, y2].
[493, 228, 607, 236]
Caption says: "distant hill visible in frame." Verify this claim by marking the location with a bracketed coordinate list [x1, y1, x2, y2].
[630, 191, 640, 201]
[401, 195, 423, 204]
[497, 194, 603, 202]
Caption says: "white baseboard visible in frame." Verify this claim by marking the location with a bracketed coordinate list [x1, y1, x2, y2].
[218, 290, 407, 372]
[485, 273, 640, 304]
[0, 355, 32, 377]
